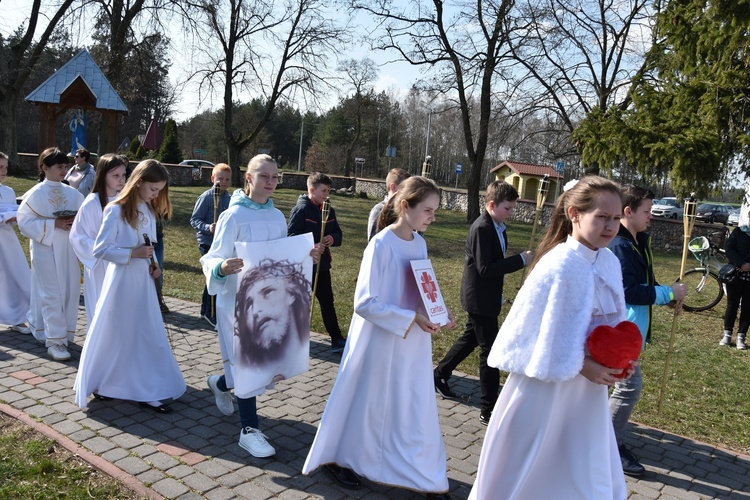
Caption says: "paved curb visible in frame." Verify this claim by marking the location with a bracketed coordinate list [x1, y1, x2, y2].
[0, 402, 161, 499]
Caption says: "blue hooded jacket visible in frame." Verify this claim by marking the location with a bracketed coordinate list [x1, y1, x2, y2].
[608, 224, 673, 349]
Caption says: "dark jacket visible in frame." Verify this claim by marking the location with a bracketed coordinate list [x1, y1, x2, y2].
[460, 211, 525, 317]
[287, 194, 342, 272]
[725, 227, 750, 269]
[608, 224, 672, 344]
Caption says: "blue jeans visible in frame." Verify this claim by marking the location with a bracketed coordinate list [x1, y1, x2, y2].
[217, 375, 258, 429]
[609, 364, 643, 445]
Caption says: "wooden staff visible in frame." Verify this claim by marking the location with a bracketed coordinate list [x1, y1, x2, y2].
[520, 174, 550, 284]
[658, 196, 696, 413]
[310, 197, 331, 321]
[210, 182, 221, 318]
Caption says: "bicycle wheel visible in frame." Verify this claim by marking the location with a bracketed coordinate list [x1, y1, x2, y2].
[682, 268, 724, 312]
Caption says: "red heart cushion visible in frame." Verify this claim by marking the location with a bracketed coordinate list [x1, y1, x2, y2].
[586, 321, 642, 378]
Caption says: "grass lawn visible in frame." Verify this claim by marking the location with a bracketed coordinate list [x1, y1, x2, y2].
[0, 413, 141, 498]
[5, 174, 750, 455]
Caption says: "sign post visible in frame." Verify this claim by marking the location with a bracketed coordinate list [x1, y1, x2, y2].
[554, 161, 565, 201]
[354, 157, 365, 178]
[455, 163, 462, 189]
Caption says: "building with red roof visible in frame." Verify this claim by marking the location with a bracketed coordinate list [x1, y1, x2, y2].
[490, 160, 563, 202]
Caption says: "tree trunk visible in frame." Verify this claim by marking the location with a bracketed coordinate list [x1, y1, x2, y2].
[0, 94, 21, 172]
[228, 142, 243, 187]
[466, 159, 481, 222]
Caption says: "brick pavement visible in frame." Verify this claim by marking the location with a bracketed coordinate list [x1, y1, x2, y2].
[1, 295, 750, 499]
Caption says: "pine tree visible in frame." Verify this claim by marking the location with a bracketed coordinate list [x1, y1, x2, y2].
[157, 119, 183, 164]
[129, 136, 147, 160]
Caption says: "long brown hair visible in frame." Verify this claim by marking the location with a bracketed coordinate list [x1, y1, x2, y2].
[37, 147, 68, 181]
[377, 176, 440, 230]
[532, 175, 623, 269]
[92, 154, 130, 209]
[113, 159, 172, 228]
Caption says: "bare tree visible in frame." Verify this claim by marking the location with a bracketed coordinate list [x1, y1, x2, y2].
[0, 0, 78, 165]
[354, 0, 516, 222]
[185, 0, 348, 185]
[509, 0, 652, 173]
[339, 58, 378, 176]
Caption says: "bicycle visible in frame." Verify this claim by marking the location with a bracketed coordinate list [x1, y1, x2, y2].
[681, 232, 729, 312]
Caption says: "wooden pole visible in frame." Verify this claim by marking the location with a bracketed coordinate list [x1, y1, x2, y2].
[310, 197, 330, 321]
[520, 175, 550, 284]
[210, 182, 221, 318]
[658, 196, 696, 413]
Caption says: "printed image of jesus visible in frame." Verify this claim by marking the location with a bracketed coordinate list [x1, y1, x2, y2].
[234, 258, 311, 369]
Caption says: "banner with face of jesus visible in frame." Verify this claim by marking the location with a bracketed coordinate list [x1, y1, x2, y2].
[233, 233, 313, 398]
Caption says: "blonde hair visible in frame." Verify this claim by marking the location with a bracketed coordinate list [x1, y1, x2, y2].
[244, 154, 277, 194]
[532, 175, 623, 269]
[211, 163, 231, 178]
[114, 159, 172, 228]
[377, 176, 440, 230]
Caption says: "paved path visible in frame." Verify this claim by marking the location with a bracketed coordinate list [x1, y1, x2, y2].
[1, 296, 749, 499]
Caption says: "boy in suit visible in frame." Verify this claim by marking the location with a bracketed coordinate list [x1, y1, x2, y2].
[434, 181, 532, 424]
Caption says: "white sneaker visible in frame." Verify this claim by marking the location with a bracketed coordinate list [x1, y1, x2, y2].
[11, 324, 31, 334]
[238, 427, 275, 458]
[207, 375, 234, 415]
[47, 345, 71, 361]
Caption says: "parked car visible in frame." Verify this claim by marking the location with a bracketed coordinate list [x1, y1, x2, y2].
[695, 203, 730, 224]
[179, 159, 215, 168]
[651, 197, 682, 219]
[728, 208, 740, 226]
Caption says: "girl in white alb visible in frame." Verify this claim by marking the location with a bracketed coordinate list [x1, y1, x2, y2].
[70, 154, 129, 328]
[0, 152, 32, 333]
[469, 176, 634, 500]
[74, 159, 184, 413]
[303, 177, 455, 497]
[17, 148, 84, 361]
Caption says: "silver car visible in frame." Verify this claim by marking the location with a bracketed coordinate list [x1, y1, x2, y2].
[651, 197, 682, 219]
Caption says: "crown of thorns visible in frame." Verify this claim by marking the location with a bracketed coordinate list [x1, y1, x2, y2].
[241, 258, 311, 293]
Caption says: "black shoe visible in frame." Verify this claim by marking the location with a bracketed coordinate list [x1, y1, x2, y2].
[434, 371, 456, 398]
[331, 338, 346, 354]
[93, 393, 112, 401]
[324, 463, 361, 489]
[619, 445, 645, 477]
[479, 410, 491, 425]
[425, 494, 452, 500]
[139, 402, 173, 414]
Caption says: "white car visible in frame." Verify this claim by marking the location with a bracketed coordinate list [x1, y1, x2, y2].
[728, 208, 740, 226]
[179, 159, 215, 168]
[651, 197, 682, 219]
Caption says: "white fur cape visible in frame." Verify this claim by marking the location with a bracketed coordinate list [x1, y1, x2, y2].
[488, 240, 626, 382]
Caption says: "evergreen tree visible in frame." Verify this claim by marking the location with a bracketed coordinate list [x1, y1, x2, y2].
[575, 0, 750, 196]
[157, 119, 183, 164]
[129, 136, 147, 160]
